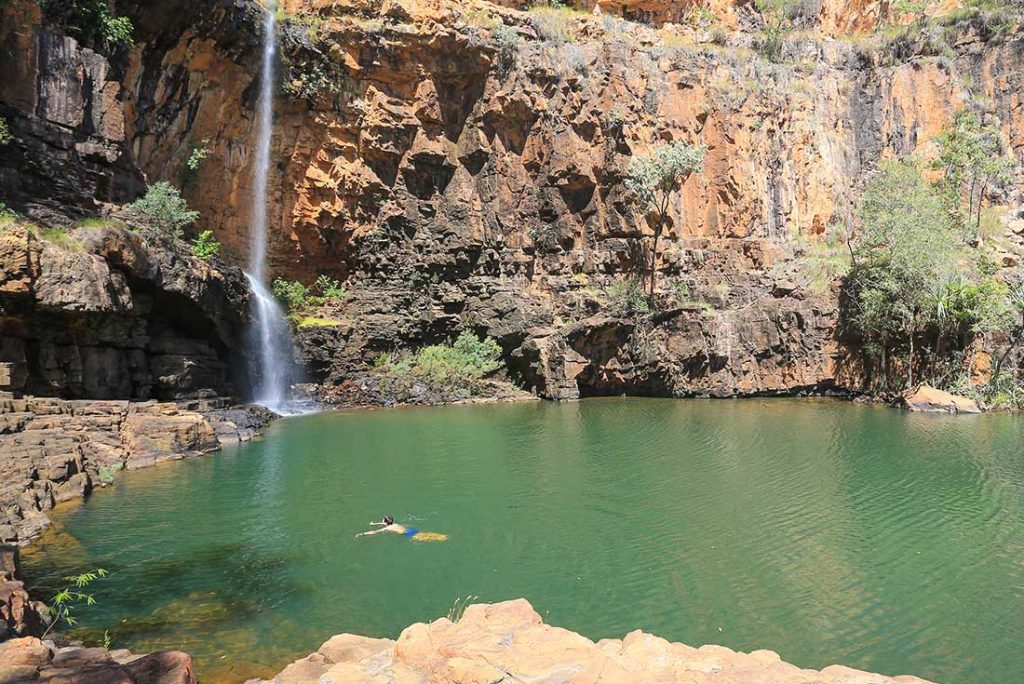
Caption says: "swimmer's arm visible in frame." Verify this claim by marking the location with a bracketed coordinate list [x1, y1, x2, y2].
[355, 528, 387, 538]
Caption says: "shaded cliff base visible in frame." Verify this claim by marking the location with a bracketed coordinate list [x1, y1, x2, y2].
[254, 599, 934, 684]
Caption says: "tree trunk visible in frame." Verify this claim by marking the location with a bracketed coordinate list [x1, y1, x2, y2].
[976, 182, 988, 240]
[908, 326, 915, 390]
[650, 226, 660, 302]
[993, 322, 1024, 381]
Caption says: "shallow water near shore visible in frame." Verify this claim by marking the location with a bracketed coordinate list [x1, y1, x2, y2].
[21, 398, 1024, 683]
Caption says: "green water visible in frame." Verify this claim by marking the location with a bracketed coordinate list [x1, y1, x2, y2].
[21, 398, 1024, 683]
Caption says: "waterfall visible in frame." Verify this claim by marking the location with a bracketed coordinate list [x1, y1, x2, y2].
[245, 2, 295, 409]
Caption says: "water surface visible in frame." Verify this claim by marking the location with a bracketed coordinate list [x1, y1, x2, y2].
[22, 399, 1024, 683]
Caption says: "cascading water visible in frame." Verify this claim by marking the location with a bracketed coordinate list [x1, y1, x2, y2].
[245, 2, 296, 410]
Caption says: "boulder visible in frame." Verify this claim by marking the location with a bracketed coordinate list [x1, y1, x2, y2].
[902, 385, 981, 415]
[253, 599, 936, 684]
[0, 637, 196, 684]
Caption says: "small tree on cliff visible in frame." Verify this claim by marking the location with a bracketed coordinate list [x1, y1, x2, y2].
[625, 141, 706, 301]
[932, 109, 1017, 242]
[125, 182, 199, 239]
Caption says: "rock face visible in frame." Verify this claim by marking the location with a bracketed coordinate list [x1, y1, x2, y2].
[0, 393, 274, 545]
[0, 546, 46, 641]
[2, 0, 1023, 401]
[255, 599, 934, 684]
[0, 636, 196, 684]
[0, 1, 144, 224]
[0, 223, 252, 400]
[902, 385, 982, 415]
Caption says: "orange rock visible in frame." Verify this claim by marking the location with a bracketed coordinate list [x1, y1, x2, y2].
[255, 599, 937, 683]
[903, 385, 981, 414]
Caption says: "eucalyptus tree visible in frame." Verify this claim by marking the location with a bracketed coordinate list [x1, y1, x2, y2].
[625, 141, 706, 301]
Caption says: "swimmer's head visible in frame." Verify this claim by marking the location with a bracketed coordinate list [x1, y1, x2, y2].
[383, 514, 394, 525]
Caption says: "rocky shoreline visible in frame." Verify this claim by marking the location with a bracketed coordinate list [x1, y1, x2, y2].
[0, 393, 274, 651]
[253, 599, 935, 684]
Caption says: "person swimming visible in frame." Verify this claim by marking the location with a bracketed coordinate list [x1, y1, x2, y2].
[356, 515, 448, 542]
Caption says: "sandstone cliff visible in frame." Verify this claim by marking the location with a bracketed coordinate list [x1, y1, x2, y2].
[0, 223, 251, 400]
[2, 0, 1023, 402]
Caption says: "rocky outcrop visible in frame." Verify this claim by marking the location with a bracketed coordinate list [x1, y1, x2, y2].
[902, 385, 982, 414]
[0, 223, 252, 400]
[106, 0, 1024, 401]
[0, 1, 144, 224]
[255, 599, 934, 684]
[0, 636, 196, 684]
[0, 546, 46, 641]
[3, 0, 1023, 402]
[0, 393, 273, 545]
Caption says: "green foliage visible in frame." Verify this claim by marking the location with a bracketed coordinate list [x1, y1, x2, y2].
[606, 279, 652, 316]
[684, 5, 718, 30]
[273, 275, 348, 314]
[179, 139, 212, 185]
[951, 373, 1024, 411]
[284, 61, 336, 102]
[846, 160, 1015, 390]
[529, 2, 587, 44]
[931, 109, 1017, 239]
[626, 142, 707, 212]
[314, 274, 348, 300]
[296, 315, 343, 328]
[791, 223, 853, 294]
[28, 225, 85, 252]
[126, 182, 199, 239]
[493, 25, 520, 74]
[190, 230, 220, 260]
[272, 278, 310, 312]
[41, 569, 109, 639]
[0, 117, 12, 146]
[97, 462, 124, 485]
[755, 17, 787, 62]
[39, 0, 134, 55]
[445, 595, 479, 623]
[375, 332, 503, 395]
[753, 0, 798, 61]
[626, 141, 706, 299]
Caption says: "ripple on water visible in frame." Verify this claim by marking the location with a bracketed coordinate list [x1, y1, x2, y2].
[20, 398, 1024, 684]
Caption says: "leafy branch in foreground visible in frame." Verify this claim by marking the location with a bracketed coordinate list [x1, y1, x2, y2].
[41, 568, 109, 639]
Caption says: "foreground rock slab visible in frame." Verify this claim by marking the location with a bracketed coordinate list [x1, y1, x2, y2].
[0, 637, 195, 684]
[902, 385, 981, 415]
[254, 599, 934, 684]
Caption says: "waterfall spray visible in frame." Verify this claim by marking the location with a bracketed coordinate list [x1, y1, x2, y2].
[245, 2, 296, 409]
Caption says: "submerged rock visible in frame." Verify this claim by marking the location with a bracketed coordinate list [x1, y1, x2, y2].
[902, 386, 981, 415]
[253, 599, 935, 684]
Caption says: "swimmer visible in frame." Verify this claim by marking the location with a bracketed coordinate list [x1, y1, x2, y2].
[356, 515, 448, 542]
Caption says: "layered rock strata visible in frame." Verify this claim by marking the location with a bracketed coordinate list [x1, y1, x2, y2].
[255, 598, 934, 684]
[0, 394, 273, 547]
[0, 546, 45, 643]
[0, 223, 252, 401]
[3, 0, 1024, 402]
